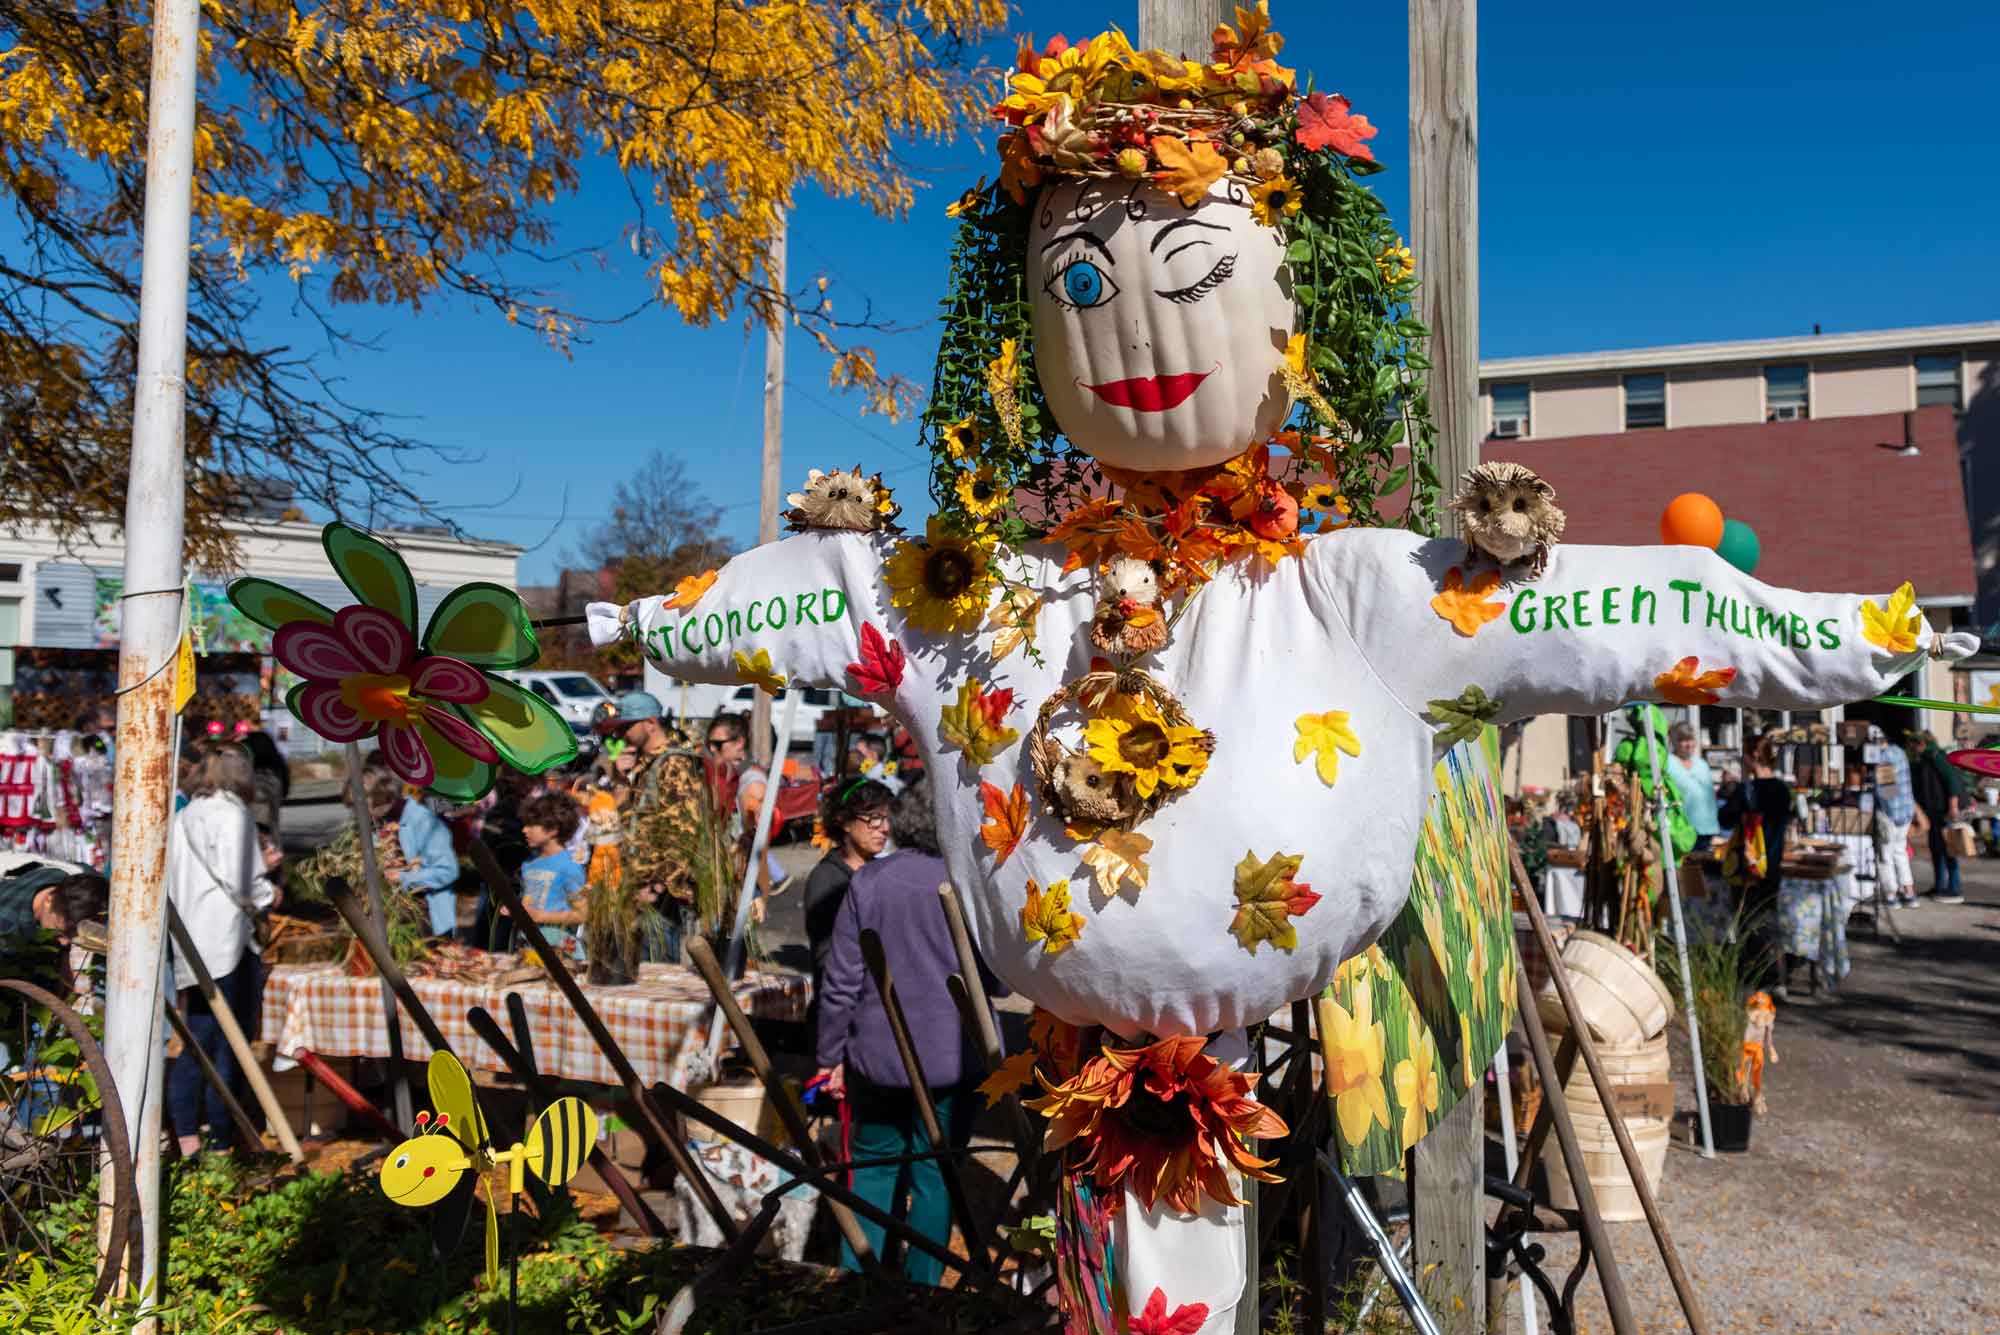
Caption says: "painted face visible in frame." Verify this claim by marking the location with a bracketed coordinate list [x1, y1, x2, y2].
[379, 1133, 471, 1206]
[1029, 177, 1294, 471]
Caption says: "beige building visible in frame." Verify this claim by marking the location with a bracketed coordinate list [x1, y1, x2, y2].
[1473, 321, 1997, 792]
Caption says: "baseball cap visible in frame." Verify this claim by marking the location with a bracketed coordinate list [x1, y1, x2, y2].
[596, 690, 665, 733]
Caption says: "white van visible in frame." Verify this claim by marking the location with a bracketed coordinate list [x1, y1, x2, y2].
[646, 666, 874, 752]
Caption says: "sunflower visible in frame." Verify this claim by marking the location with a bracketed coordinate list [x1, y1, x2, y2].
[1301, 483, 1343, 512]
[940, 416, 980, 460]
[1028, 1034, 1287, 1215]
[1083, 693, 1210, 799]
[954, 464, 1009, 521]
[1250, 174, 1302, 227]
[883, 516, 997, 635]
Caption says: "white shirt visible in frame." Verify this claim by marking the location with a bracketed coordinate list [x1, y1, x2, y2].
[612, 528, 1932, 1039]
[167, 793, 276, 990]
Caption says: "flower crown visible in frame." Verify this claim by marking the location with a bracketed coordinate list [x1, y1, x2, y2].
[985, 3, 1378, 215]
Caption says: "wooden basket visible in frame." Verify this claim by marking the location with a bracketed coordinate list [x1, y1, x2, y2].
[1026, 666, 1213, 833]
[1542, 1111, 1670, 1223]
[1539, 930, 1675, 1046]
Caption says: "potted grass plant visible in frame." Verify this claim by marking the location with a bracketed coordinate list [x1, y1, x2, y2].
[1660, 914, 1759, 1152]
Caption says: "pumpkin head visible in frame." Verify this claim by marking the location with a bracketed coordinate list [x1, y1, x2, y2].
[1028, 177, 1295, 471]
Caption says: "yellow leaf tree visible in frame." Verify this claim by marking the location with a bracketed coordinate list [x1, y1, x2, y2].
[0, 0, 1006, 565]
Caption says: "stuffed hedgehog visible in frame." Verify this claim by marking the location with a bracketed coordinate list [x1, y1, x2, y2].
[1088, 556, 1170, 657]
[1448, 461, 1566, 579]
[783, 466, 901, 533]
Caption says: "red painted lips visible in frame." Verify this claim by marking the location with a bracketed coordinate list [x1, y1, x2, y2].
[1082, 365, 1216, 412]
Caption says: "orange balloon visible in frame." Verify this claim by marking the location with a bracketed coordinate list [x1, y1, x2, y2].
[1660, 493, 1724, 548]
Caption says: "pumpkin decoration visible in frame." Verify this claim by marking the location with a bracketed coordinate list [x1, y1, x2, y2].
[783, 465, 900, 533]
[1028, 177, 1295, 471]
[1089, 556, 1169, 657]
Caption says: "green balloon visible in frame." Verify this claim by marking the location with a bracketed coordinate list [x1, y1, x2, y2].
[1715, 518, 1760, 574]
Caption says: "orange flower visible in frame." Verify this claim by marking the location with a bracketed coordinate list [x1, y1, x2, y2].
[1654, 655, 1738, 706]
[1430, 566, 1506, 637]
[1028, 1034, 1288, 1214]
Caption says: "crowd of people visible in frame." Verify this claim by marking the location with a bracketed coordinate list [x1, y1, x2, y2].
[1525, 718, 1978, 997]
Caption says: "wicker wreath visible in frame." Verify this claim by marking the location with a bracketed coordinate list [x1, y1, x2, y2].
[1027, 666, 1215, 833]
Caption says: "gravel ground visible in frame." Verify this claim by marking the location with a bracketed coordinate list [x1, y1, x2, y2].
[1504, 861, 2000, 1335]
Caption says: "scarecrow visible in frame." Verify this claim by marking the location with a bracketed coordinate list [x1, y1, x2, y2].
[589, 11, 1972, 1328]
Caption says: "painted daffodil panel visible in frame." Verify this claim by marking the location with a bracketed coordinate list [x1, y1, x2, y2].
[1326, 738, 1518, 1176]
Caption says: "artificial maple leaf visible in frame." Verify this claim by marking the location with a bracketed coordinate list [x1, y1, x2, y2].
[1020, 877, 1085, 955]
[1129, 1286, 1210, 1335]
[987, 587, 1040, 662]
[1079, 829, 1153, 899]
[731, 648, 787, 695]
[1859, 581, 1922, 655]
[1230, 850, 1321, 954]
[663, 567, 717, 612]
[1653, 656, 1738, 706]
[980, 780, 1030, 863]
[939, 680, 1020, 766]
[977, 1049, 1040, 1105]
[1426, 685, 1503, 747]
[1151, 134, 1227, 207]
[845, 621, 906, 695]
[1294, 91, 1378, 160]
[1292, 710, 1362, 786]
[1430, 566, 1507, 637]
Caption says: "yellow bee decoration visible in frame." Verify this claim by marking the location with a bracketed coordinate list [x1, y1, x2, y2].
[378, 1052, 598, 1286]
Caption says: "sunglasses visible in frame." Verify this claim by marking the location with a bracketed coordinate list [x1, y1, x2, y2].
[706, 736, 735, 749]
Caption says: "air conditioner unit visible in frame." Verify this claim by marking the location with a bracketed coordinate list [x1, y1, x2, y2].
[1769, 403, 1806, 421]
[1492, 416, 1525, 438]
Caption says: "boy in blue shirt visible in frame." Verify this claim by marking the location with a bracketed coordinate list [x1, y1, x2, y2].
[517, 793, 587, 963]
[366, 767, 463, 938]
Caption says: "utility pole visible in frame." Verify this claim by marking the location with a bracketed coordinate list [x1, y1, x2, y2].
[1409, 2, 1485, 1332]
[750, 216, 786, 770]
[101, 0, 201, 1311]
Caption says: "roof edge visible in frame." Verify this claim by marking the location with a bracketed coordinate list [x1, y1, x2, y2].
[1481, 321, 2000, 380]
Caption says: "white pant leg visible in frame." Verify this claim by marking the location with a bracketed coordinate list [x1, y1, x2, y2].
[1877, 819, 1914, 894]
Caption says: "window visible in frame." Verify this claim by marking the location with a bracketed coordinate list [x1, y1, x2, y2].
[1764, 364, 1809, 420]
[1623, 374, 1666, 430]
[549, 675, 608, 699]
[1916, 353, 1962, 409]
[1489, 383, 1530, 438]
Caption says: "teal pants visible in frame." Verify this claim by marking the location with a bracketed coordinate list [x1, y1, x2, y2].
[838, 1080, 974, 1285]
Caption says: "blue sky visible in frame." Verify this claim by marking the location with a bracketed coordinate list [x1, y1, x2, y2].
[290, 2, 2000, 582]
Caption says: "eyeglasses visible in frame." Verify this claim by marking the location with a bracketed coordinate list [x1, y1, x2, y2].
[852, 812, 891, 828]
[706, 736, 734, 749]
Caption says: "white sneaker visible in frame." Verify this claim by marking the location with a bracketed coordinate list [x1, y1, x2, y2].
[1900, 894, 1922, 909]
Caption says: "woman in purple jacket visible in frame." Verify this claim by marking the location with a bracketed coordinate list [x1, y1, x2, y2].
[813, 784, 989, 1283]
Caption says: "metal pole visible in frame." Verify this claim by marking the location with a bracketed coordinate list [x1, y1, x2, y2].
[100, 0, 200, 1304]
[1638, 706, 1716, 1158]
[749, 216, 785, 772]
[1490, 1041, 1539, 1335]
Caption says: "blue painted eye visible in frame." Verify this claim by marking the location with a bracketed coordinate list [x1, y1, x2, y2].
[1051, 258, 1117, 309]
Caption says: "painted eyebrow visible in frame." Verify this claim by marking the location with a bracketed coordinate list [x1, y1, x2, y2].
[1041, 229, 1114, 265]
[1148, 218, 1229, 253]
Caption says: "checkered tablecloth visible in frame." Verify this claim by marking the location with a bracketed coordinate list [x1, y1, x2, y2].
[260, 960, 809, 1089]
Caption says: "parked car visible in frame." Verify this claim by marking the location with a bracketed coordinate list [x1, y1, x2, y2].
[646, 674, 873, 752]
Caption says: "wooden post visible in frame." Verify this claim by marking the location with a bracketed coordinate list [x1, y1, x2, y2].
[344, 742, 414, 1131]
[1130, 5, 1245, 1323]
[749, 215, 785, 771]
[1411, 0, 1480, 533]
[1409, 4, 1482, 1318]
